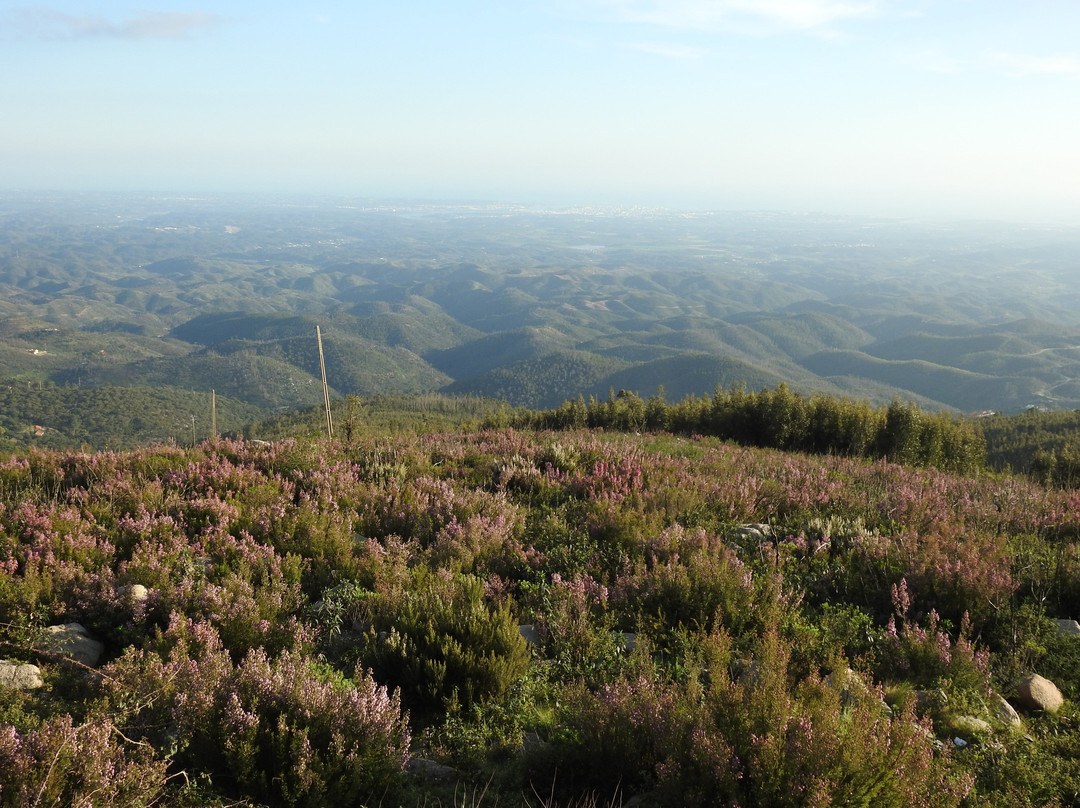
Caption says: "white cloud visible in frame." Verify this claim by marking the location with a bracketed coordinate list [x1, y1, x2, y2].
[996, 51, 1080, 77]
[10, 8, 225, 40]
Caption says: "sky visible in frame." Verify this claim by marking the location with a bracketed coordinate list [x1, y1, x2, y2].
[3, 0, 1080, 221]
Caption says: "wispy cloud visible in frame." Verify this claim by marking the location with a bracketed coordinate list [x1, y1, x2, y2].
[591, 0, 879, 32]
[625, 40, 708, 58]
[10, 8, 226, 40]
[995, 51, 1080, 77]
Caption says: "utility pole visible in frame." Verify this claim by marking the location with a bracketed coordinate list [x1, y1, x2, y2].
[316, 326, 334, 439]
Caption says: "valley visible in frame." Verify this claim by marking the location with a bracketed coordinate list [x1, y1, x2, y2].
[3, 192, 1080, 449]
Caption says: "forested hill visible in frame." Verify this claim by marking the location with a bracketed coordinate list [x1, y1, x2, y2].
[5, 192, 1080, 428]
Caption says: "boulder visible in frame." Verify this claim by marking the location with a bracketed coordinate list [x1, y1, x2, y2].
[1056, 619, 1080, 637]
[40, 623, 104, 667]
[1015, 674, 1064, 714]
[0, 660, 44, 690]
[995, 695, 1022, 728]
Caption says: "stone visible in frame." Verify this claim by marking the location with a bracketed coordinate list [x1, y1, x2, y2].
[736, 523, 773, 540]
[518, 624, 540, 646]
[118, 584, 150, 603]
[1015, 674, 1064, 714]
[951, 715, 991, 737]
[406, 757, 459, 785]
[995, 695, 1022, 728]
[522, 731, 548, 755]
[0, 660, 44, 690]
[1056, 619, 1080, 637]
[40, 623, 104, 667]
[127, 584, 150, 602]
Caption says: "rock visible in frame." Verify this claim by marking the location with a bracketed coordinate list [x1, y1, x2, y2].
[0, 660, 44, 690]
[950, 715, 991, 737]
[127, 584, 149, 602]
[406, 757, 459, 785]
[828, 667, 867, 695]
[618, 631, 637, 652]
[1015, 674, 1064, 714]
[118, 584, 150, 603]
[522, 731, 548, 755]
[995, 695, 1022, 728]
[40, 623, 104, 667]
[519, 624, 540, 646]
[736, 523, 773, 540]
[1056, 619, 1080, 637]
[913, 689, 945, 716]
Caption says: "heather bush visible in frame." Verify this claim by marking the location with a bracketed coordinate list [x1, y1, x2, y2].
[211, 648, 410, 807]
[8, 417, 1080, 806]
[0, 714, 167, 808]
[613, 525, 784, 657]
[532, 572, 625, 686]
[102, 616, 410, 808]
[350, 572, 531, 715]
[877, 580, 992, 705]
[555, 628, 972, 808]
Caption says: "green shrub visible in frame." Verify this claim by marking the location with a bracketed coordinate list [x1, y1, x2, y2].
[353, 572, 531, 715]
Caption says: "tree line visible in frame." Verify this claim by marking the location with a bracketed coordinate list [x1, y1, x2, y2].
[489, 384, 986, 475]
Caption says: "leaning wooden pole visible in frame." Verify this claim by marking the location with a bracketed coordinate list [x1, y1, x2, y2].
[316, 326, 334, 439]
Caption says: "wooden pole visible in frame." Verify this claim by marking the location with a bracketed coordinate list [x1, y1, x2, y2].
[210, 389, 217, 439]
[316, 326, 334, 439]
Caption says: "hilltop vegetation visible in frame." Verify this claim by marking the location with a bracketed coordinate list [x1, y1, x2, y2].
[4, 191, 1080, 441]
[4, 422, 1080, 806]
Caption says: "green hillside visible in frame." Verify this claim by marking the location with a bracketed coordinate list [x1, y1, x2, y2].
[444, 350, 631, 407]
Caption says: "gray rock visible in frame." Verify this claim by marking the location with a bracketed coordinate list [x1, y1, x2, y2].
[736, 523, 773, 540]
[1015, 674, 1064, 714]
[41, 623, 104, 667]
[1056, 619, 1080, 637]
[406, 757, 459, 785]
[522, 731, 548, 755]
[519, 624, 541, 646]
[996, 695, 1022, 728]
[0, 660, 44, 690]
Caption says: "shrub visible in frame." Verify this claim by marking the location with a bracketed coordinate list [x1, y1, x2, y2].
[0, 714, 167, 808]
[102, 616, 411, 808]
[352, 572, 531, 715]
[556, 628, 973, 808]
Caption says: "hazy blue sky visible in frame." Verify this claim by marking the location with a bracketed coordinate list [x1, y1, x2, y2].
[4, 1, 1080, 220]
